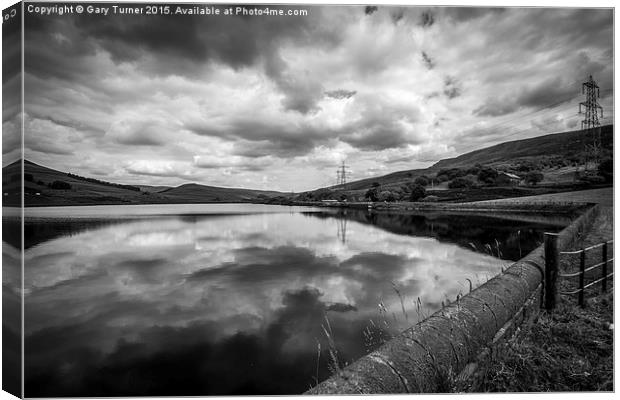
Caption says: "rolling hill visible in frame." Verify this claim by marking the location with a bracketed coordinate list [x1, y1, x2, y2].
[159, 183, 285, 203]
[433, 125, 613, 170]
[2, 160, 287, 206]
[321, 125, 613, 192]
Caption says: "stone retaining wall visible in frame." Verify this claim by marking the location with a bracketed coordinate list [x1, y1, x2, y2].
[306, 204, 601, 394]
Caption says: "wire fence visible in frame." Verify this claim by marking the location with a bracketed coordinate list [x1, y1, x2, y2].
[558, 240, 614, 307]
[543, 233, 614, 309]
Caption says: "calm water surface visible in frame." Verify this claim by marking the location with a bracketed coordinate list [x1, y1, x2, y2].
[19, 204, 566, 396]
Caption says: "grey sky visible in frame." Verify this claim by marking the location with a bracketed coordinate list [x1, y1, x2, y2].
[13, 4, 613, 191]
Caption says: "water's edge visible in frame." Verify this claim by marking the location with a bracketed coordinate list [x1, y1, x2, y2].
[307, 203, 600, 394]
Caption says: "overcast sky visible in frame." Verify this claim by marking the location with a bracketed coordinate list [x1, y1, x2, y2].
[13, 5, 613, 191]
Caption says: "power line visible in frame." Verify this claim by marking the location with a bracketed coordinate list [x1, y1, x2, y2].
[469, 86, 612, 139]
[480, 79, 610, 145]
[450, 85, 613, 156]
[464, 87, 613, 143]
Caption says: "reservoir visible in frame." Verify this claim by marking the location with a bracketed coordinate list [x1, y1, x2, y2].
[16, 204, 567, 396]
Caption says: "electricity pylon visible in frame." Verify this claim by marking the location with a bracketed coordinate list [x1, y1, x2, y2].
[579, 75, 604, 169]
[336, 161, 351, 188]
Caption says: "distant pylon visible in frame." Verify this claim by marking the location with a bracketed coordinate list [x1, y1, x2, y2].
[579, 75, 604, 168]
[336, 160, 350, 187]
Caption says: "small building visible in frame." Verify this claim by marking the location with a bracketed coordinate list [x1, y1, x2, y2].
[496, 172, 521, 186]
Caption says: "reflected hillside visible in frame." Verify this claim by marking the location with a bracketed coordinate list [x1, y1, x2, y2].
[21, 204, 319, 249]
[309, 210, 569, 261]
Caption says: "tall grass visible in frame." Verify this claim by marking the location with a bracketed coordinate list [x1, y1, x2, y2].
[320, 315, 341, 374]
[459, 292, 613, 392]
[314, 241, 510, 387]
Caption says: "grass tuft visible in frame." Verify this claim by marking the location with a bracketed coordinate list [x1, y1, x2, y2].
[459, 291, 613, 392]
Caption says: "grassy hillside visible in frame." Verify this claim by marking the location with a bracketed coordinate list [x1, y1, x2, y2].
[159, 183, 285, 203]
[328, 125, 612, 191]
[298, 125, 613, 202]
[433, 125, 613, 170]
[2, 160, 287, 206]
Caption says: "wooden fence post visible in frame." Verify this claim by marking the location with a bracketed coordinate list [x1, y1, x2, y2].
[579, 249, 586, 307]
[544, 233, 559, 310]
[602, 242, 608, 293]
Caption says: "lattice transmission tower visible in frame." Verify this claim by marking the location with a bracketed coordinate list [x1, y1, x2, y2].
[579, 75, 604, 168]
[335, 160, 351, 187]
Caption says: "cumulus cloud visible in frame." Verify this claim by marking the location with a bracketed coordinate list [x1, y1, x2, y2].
[391, 9, 405, 25]
[106, 120, 171, 146]
[473, 99, 519, 117]
[474, 77, 587, 117]
[20, 6, 614, 191]
[443, 76, 462, 99]
[517, 78, 580, 109]
[420, 10, 435, 27]
[24, 117, 83, 156]
[265, 56, 325, 114]
[193, 155, 273, 172]
[364, 6, 378, 15]
[325, 89, 357, 100]
[338, 94, 424, 151]
[2, 114, 21, 161]
[125, 160, 193, 179]
[440, 7, 505, 23]
[186, 117, 334, 158]
[421, 51, 434, 70]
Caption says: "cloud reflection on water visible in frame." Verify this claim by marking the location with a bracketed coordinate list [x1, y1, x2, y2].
[23, 210, 540, 396]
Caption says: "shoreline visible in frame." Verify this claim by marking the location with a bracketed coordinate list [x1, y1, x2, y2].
[8, 184, 611, 209]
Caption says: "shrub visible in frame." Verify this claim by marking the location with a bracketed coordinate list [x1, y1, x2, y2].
[414, 176, 429, 187]
[598, 158, 613, 182]
[448, 177, 474, 189]
[477, 166, 499, 185]
[378, 190, 396, 202]
[313, 188, 333, 200]
[67, 172, 140, 192]
[436, 174, 449, 183]
[525, 171, 544, 186]
[463, 174, 481, 188]
[398, 191, 410, 201]
[438, 168, 466, 180]
[409, 184, 426, 201]
[48, 180, 72, 190]
[365, 188, 378, 201]
[466, 165, 481, 176]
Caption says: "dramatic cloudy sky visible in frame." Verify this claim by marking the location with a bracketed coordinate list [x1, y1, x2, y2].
[14, 4, 613, 191]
